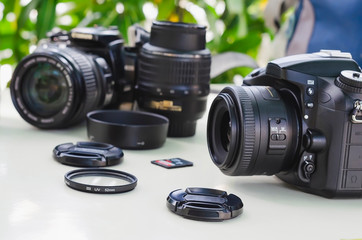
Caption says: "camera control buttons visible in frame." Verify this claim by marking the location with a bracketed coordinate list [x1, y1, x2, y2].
[298, 151, 316, 182]
[269, 118, 287, 151]
[306, 87, 315, 96]
[344, 171, 362, 188]
[303, 129, 327, 153]
[335, 70, 362, 93]
[306, 102, 314, 109]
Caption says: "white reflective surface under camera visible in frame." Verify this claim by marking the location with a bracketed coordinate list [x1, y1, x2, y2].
[1, 87, 362, 240]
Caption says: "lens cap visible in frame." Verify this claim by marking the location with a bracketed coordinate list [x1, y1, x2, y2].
[167, 187, 243, 221]
[53, 142, 123, 167]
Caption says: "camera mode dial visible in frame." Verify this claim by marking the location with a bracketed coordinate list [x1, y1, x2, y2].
[335, 70, 362, 93]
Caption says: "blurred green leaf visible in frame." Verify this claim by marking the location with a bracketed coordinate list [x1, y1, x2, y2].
[0, 0, 272, 83]
[36, 0, 57, 39]
[226, 0, 243, 14]
[156, 0, 176, 20]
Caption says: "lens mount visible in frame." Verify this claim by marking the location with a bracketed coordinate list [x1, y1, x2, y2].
[64, 168, 137, 194]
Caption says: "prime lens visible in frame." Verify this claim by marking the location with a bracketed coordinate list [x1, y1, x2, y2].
[10, 47, 113, 128]
[207, 86, 300, 176]
[137, 21, 211, 137]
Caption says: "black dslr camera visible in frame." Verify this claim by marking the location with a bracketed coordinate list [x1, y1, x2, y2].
[10, 22, 211, 137]
[10, 27, 133, 129]
[207, 50, 362, 198]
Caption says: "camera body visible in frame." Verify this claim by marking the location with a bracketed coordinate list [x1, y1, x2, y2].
[11, 27, 132, 128]
[207, 50, 362, 197]
[11, 22, 210, 136]
[63, 27, 133, 107]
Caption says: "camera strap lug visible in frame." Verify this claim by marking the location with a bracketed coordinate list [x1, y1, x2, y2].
[351, 100, 362, 123]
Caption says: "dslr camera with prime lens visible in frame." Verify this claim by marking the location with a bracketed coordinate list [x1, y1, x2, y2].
[207, 50, 362, 198]
[10, 27, 132, 128]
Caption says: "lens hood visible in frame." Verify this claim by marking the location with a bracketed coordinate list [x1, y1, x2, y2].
[150, 21, 206, 52]
[87, 110, 169, 150]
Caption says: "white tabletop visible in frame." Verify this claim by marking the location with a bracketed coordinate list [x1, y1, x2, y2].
[1, 87, 362, 240]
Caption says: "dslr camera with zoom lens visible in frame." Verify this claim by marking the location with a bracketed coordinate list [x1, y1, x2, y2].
[10, 27, 132, 129]
[207, 50, 362, 198]
[129, 21, 211, 137]
[10, 21, 211, 137]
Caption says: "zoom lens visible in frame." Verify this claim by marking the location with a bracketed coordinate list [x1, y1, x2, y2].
[207, 86, 300, 176]
[137, 21, 211, 137]
[10, 48, 112, 128]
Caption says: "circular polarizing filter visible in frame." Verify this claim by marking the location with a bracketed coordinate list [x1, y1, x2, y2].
[64, 169, 137, 194]
[53, 142, 124, 167]
[167, 187, 243, 221]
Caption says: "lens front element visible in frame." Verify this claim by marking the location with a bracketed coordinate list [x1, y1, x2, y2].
[22, 62, 69, 117]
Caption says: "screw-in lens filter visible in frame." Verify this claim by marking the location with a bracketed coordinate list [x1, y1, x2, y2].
[64, 168, 137, 194]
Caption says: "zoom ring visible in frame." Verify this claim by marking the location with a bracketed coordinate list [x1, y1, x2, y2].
[235, 87, 256, 172]
[138, 51, 211, 86]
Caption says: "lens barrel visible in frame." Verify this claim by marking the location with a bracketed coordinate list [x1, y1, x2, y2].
[207, 86, 300, 176]
[137, 21, 211, 137]
[10, 47, 113, 128]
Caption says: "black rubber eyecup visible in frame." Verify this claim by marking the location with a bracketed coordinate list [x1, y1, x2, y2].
[87, 110, 169, 150]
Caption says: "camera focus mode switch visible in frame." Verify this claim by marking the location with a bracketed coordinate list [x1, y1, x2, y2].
[269, 118, 287, 151]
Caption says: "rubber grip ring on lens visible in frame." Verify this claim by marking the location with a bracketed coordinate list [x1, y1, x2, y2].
[64, 168, 137, 194]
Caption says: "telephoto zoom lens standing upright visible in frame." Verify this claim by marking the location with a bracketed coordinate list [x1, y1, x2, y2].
[137, 21, 211, 137]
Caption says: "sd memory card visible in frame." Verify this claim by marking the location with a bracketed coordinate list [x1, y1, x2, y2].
[151, 158, 193, 169]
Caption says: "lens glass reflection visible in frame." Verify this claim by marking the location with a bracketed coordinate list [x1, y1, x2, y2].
[72, 174, 130, 187]
[22, 62, 68, 117]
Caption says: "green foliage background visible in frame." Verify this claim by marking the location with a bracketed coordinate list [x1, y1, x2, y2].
[0, 0, 270, 83]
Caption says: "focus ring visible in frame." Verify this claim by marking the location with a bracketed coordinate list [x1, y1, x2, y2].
[61, 48, 99, 109]
[234, 87, 256, 173]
